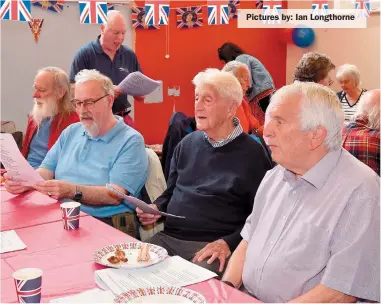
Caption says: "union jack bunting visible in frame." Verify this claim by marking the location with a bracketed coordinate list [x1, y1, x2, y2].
[15, 277, 42, 303]
[131, 6, 159, 29]
[355, 0, 370, 18]
[208, 1, 229, 25]
[32, 1, 64, 13]
[145, 1, 170, 25]
[228, 0, 240, 19]
[79, 0, 108, 24]
[61, 207, 80, 230]
[312, 0, 329, 15]
[262, 0, 283, 24]
[176, 6, 203, 29]
[0, 0, 31, 22]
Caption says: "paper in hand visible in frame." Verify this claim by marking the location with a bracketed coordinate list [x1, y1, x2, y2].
[0, 133, 44, 186]
[117, 72, 161, 97]
[106, 184, 185, 219]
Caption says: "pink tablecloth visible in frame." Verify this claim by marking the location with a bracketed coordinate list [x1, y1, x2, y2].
[1, 216, 259, 303]
[1, 190, 88, 230]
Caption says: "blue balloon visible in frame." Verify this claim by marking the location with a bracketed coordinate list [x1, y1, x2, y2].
[292, 27, 315, 48]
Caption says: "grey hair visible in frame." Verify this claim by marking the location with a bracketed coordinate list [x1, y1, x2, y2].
[222, 61, 250, 75]
[336, 64, 361, 88]
[192, 68, 243, 106]
[270, 82, 344, 151]
[354, 89, 380, 129]
[74, 69, 114, 95]
[37, 67, 74, 115]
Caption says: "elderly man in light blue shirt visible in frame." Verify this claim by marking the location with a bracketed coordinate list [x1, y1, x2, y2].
[5, 69, 148, 235]
[222, 82, 380, 303]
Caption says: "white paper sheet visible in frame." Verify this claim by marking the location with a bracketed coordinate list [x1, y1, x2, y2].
[0, 134, 44, 186]
[0, 230, 27, 253]
[144, 81, 163, 103]
[94, 256, 217, 296]
[50, 288, 115, 303]
[117, 72, 161, 96]
[106, 184, 185, 219]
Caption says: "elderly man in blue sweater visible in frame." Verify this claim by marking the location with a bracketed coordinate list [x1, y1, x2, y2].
[137, 69, 271, 275]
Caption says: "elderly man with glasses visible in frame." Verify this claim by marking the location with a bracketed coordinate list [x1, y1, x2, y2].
[4, 69, 149, 236]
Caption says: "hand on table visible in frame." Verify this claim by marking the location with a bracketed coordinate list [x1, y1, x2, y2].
[136, 204, 161, 225]
[3, 173, 33, 194]
[34, 180, 75, 200]
[193, 239, 231, 272]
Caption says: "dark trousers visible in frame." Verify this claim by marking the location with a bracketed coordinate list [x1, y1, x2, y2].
[147, 232, 229, 277]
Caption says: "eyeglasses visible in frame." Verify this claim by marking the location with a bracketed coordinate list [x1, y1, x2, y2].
[72, 94, 109, 109]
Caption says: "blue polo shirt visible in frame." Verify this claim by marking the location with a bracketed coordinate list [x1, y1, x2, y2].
[39, 116, 149, 218]
[69, 36, 142, 113]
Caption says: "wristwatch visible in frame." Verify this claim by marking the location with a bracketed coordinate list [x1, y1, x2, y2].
[222, 281, 235, 288]
[73, 185, 83, 202]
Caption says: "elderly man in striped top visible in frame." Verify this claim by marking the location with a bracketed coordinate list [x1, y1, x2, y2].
[222, 82, 379, 303]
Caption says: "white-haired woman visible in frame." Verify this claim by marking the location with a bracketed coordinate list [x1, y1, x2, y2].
[336, 64, 367, 122]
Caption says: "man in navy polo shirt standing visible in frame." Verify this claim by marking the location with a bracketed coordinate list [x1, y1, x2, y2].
[70, 10, 143, 122]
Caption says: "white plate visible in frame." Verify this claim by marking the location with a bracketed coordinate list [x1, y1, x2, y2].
[114, 287, 206, 303]
[92, 242, 168, 269]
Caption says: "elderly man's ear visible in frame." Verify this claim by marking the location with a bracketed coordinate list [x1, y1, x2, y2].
[309, 126, 327, 150]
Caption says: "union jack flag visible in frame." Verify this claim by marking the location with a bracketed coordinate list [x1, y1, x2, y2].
[32, 1, 64, 13]
[312, 0, 329, 15]
[176, 6, 203, 29]
[145, 1, 169, 25]
[79, 0, 108, 24]
[208, 1, 229, 25]
[61, 206, 80, 230]
[132, 6, 159, 29]
[15, 277, 42, 303]
[228, 0, 240, 19]
[0, 0, 31, 22]
[262, 0, 283, 24]
[355, 0, 370, 18]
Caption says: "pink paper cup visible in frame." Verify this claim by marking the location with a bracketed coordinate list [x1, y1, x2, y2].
[60, 202, 81, 230]
[13, 268, 43, 303]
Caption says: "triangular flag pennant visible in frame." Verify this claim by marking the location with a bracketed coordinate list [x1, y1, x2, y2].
[28, 18, 44, 43]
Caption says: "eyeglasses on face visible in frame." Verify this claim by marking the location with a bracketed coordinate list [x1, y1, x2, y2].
[71, 94, 109, 109]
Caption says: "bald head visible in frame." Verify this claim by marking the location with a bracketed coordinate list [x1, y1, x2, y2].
[100, 10, 126, 54]
[355, 89, 380, 129]
[106, 10, 126, 27]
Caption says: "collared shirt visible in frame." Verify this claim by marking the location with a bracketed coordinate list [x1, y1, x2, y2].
[40, 116, 149, 218]
[342, 117, 380, 175]
[241, 148, 380, 302]
[69, 36, 142, 113]
[27, 118, 52, 169]
[203, 117, 243, 148]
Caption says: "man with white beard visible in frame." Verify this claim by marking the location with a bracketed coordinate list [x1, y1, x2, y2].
[5, 69, 148, 236]
[22, 67, 79, 168]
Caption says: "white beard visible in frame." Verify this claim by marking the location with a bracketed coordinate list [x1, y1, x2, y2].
[83, 122, 100, 137]
[31, 97, 58, 127]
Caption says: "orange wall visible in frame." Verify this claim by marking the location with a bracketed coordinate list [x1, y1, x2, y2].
[134, 1, 288, 144]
